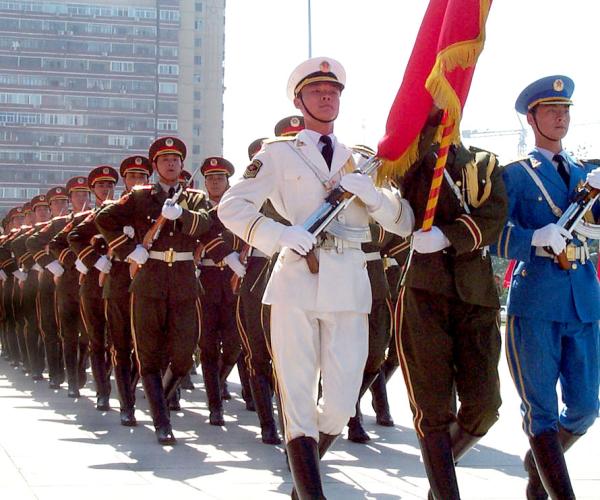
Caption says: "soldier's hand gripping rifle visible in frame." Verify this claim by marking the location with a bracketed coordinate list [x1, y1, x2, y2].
[300, 156, 382, 274]
[129, 165, 202, 278]
[547, 182, 600, 270]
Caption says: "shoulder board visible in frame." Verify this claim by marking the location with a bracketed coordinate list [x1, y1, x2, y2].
[263, 136, 296, 144]
[101, 199, 116, 207]
[132, 184, 152, 191]
[504, 158, 529, 169]
[580, 158, 600, 167]
[186, 188, 206, 195]
[468, 145, 497, 156]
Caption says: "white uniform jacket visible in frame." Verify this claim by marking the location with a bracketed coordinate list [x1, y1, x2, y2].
[218, 130, 414, 313]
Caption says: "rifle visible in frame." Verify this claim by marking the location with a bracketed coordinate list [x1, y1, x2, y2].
[548, 183, 600, 270]
[300, 156, 382, 273]
[230, 243, 250, 295]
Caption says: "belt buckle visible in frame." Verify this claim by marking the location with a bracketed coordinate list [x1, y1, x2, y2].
[164, 248, 175, 266]
[565, 245, 576, 261]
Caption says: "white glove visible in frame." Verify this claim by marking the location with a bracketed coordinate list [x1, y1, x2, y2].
[75, 258, 88, 275]
[532, 223, 571, 254]
[586, 167, 600, 189]
[162, 201, 183, 220]
[340, 173, 383, 210]
[13, 269, 27, 282]
[412, 226, 451, 254]
[123, 225, 135, 238]
[127, 244, 149, 265]
[32, 263, 43, 272]
[277, 226, 317, 256]
[94, 255, 112, 274]
[223, 252, 246, 278]
[45, 259, 64, 277]
[0, 269, 7, 282]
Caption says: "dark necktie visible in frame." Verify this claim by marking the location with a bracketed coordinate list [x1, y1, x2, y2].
[320, 135, 333, 169]
[167, 187, 175, 198]
[553, 154, 570, 187]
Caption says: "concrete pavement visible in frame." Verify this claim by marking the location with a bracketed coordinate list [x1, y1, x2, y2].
[1, 331, 599, 499]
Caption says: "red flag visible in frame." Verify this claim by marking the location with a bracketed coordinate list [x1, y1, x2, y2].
[503, 259, 517, 289]
[377, 0, 492, 178]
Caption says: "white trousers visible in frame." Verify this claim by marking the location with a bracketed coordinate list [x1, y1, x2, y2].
[270, 303, 369, 443]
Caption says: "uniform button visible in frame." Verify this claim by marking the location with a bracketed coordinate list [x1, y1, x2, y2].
[455, 180, 462, 187]
[147, 215, 151, 219]
[169, 232, 173, 236]
[520, 269, 527, 277]
[481, 179, 486, 184]
[571, 263, 578, 270]
[538, 196, 543, 201]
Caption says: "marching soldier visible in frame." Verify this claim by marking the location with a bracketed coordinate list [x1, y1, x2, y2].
[67, 166, 118, 411]
[196, 156, 247, 426]
[98, 156, 152, 425]
[397, 130, 507, 498]
[46, 176, 92, 397]
[11, 195, 52, 380]
[26, 186, 69, 388]
[493, 76, 600, 499]
[218, 57, 414, 498]
[95, 137, 216, 445]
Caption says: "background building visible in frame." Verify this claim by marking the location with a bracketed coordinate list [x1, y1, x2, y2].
[0, 0, 225, 213]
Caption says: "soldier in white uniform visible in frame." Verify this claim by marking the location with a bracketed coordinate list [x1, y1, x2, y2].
[218, 56, 414, 498]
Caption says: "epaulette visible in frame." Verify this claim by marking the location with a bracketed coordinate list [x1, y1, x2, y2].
[132, 184, 152, 191]
[468, 145, 498, 158]
[186, 188, 206, 195]
[582, 158, 600, 167]
[350, 144, 376, 158]
[101, 199, 116, 207]
[263, 136, 296, 144]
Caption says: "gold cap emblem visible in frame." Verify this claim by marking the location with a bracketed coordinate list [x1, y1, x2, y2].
[77, 178, 84, 184]
[165, 138, 174, 147]
[40, 196, 45, 200]
[210, 158, 218, 166]
[102, 167, 109, 174]
[320, 60, 330, 72]
[553, 79, 564, 91]
[291, 117, 300, 127]
[135, 157, 143, 165]
[56, 188, 62, 193]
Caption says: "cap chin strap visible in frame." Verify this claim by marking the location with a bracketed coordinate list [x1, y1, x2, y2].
[299, 94, 338, 124]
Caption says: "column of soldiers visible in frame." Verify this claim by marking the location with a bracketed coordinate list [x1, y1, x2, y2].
[1, 65, 600, 500]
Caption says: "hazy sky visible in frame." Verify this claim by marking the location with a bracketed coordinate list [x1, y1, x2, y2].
[222, 0, 600, 180]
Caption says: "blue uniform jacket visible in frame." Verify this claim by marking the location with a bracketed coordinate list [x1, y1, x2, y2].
[491, 148, 600, 323]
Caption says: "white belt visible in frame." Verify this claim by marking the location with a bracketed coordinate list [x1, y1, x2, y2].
[200, 258, 226, 268]
[535, 244, 589, 263]
[316, 233, 362, 253]
[364, 251, 382, 262]
[148, 250, 194, 263]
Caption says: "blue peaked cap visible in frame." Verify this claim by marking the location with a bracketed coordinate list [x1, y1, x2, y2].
[515, 75, 574, 114]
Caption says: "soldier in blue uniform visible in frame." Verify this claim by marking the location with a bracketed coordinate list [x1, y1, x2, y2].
[493, 75, 600, 499]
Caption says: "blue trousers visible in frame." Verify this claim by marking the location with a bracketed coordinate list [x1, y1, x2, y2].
[506, 315, 599, 436]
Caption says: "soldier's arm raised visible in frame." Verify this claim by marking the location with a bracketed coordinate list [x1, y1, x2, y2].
[95, 191, 138, 261]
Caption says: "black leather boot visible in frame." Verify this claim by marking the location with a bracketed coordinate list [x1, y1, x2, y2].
[142, 373, 176, 445]
[419, 431, 460, 500]
[347, 371, 379, 443]
[370, 368, 394, 427]
[114, 364, 136, 426]
[524, 426, 582, 500]
[64, 343, 80, 398]
[238, 358, 255, 411]
[287, 436, 325, 500]
[162, 366, 183, 412]
[180, 371, 195, 391]
[291, 432, 339, 498]
[77, 342, 89, 389]
[90, 351, 111, 411]
[250, 374, 280, 444]
[526, 429, 576, 500]
[449, 421, 481, 464]
[203, 363, 225, 425]
[46, 341, 63, 389]
[219, 361, 235, 401]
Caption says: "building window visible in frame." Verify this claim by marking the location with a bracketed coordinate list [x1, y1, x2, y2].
[160, 46, 178, 57]
[108, 135, 133, 147]
[157, 119, 178, 131]
[194, 38, 202, 48]
[195, 3, 203, 12]
[194, 56, 202, 65]
[110, 61, 134, 73]
[159, 82, 178, 94]
[192, 145, 200, 154]
[193, 109, 201, 119]
[160, 9, 180, 22]
[194, 20, 202, 30]
[158, 64, 179, 75]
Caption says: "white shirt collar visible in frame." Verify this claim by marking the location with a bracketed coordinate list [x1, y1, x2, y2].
[303, 129, 336, 151]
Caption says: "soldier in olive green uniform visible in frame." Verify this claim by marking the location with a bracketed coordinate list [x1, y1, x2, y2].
[95, 137, 216, 445]
[26, 186, 70, 389]
[67, 166, 118, 411]
[397, 142, 507, 499]
[98, 156, 152, 426]
[48, 177, 93, 397]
